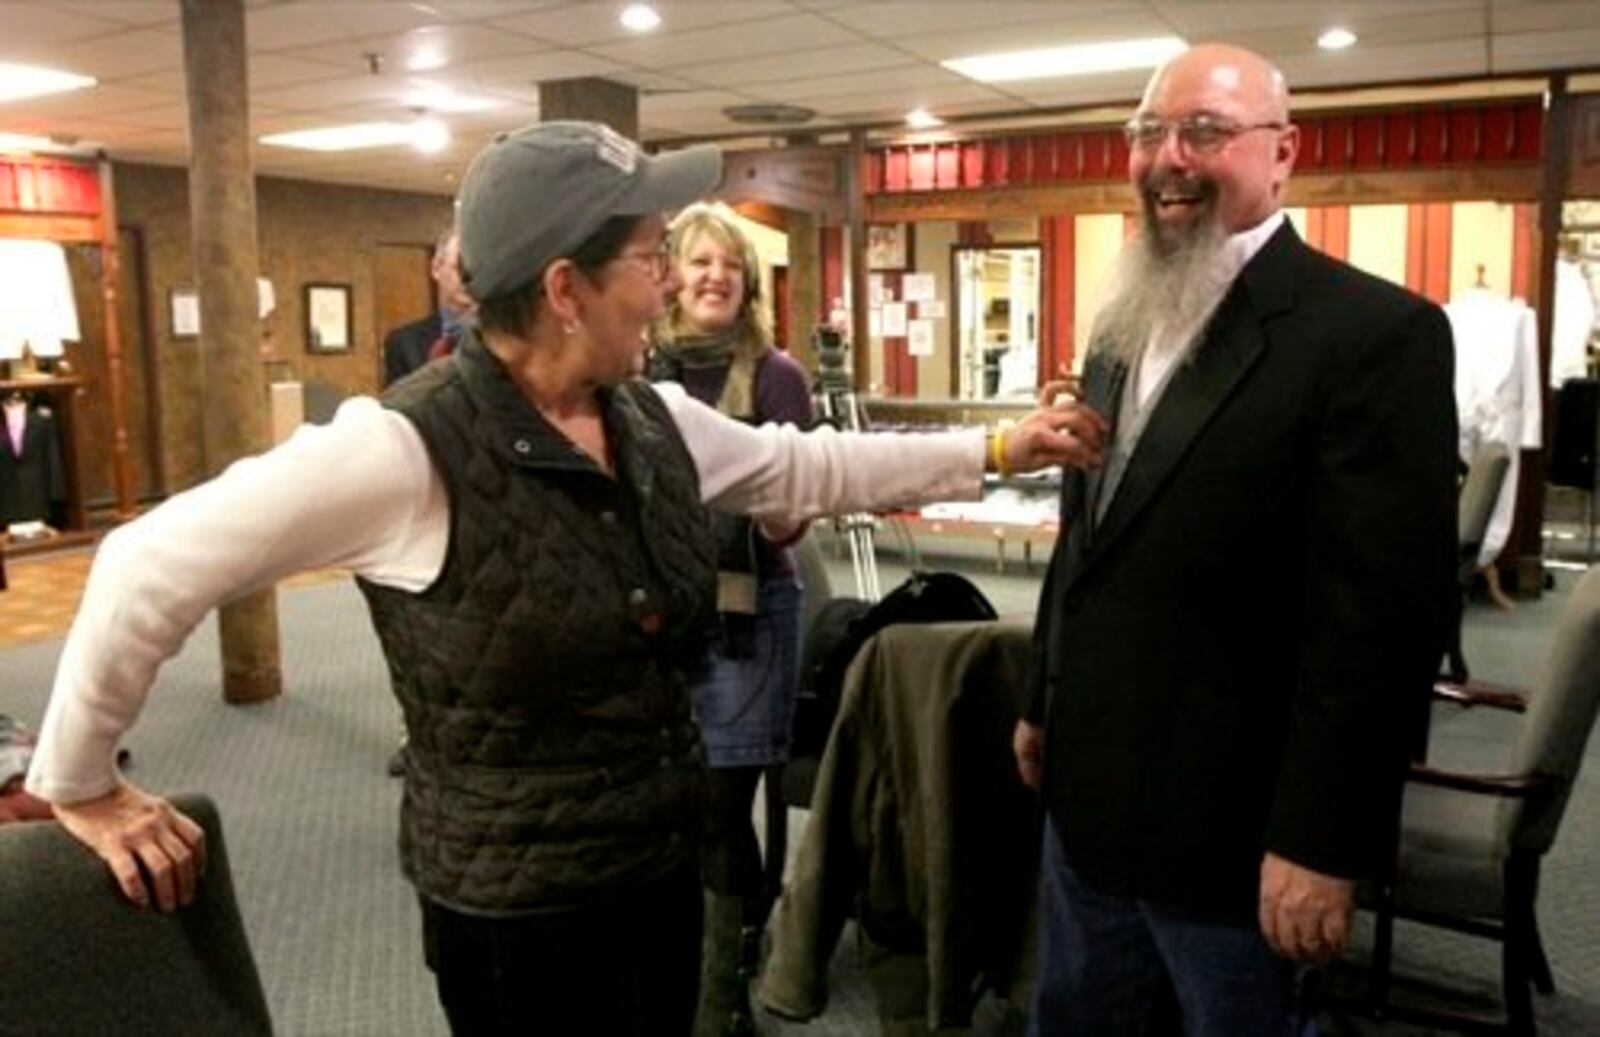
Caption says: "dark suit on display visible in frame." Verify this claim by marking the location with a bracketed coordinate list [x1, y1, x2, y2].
[0, 404, 65, 527]
[1028, 222, 1459, 915]
[382, 312, 443, 387]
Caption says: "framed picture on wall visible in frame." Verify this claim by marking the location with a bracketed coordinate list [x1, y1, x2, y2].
[169, 287, 200, 338]
[866, 223, 912, 271]
[304, 282, 352, 353]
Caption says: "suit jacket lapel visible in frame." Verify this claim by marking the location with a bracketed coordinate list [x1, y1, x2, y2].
[1059, 355, 1126, 528]
[1078, 221, 1303, 570]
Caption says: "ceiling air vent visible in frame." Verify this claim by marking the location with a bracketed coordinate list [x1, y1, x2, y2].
[722, 103, 816, 126]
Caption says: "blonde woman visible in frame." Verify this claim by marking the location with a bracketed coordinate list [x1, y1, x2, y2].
[650, 205, 812, 1036]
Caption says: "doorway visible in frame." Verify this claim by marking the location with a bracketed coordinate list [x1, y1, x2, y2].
[952, 245, 1041, 400]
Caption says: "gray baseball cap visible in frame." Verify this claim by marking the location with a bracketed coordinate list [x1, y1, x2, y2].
[457, 121, 722, 303]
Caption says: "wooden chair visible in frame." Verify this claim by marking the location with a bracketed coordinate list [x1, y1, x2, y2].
[1366, 566, 1600, 1034]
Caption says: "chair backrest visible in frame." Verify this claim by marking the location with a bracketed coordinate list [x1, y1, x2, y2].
[1458, 443, 1509, 577]
[1501, 566, 1600, 852]
[0, 792, 273, 1034]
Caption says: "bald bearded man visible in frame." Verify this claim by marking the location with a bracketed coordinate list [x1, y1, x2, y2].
[1015, 43, 1457, 1033]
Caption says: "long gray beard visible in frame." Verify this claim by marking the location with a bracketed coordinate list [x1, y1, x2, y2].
[1087, 212, 1234, 369]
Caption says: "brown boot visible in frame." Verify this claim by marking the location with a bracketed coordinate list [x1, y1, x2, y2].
[694, 893, 757, 1037]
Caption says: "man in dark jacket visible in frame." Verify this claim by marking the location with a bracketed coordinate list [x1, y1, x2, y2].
[382, 229, 474, 387]
[1014, 43, 1457, 1033]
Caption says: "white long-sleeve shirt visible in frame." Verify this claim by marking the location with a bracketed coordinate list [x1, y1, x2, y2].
[27, 383, 983, 803]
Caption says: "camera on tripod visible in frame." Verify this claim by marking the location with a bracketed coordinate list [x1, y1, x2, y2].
[813, 326, 853, 394]
[807, 326, 882, 599]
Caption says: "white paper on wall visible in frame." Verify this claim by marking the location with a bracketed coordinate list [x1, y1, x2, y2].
[881, 302, 908, 337]
[908, 319, 935, 357]
[902, 273, 936, 302]
[918, 299, 947, 320]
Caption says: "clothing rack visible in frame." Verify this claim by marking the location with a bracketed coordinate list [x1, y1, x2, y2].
[0, 153, 135, 543]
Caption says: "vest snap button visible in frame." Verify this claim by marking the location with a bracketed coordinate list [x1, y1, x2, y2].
[512, 438, 532, 454]
[628, 588, 648, 606]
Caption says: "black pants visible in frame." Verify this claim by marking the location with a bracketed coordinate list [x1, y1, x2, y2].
[420, 862, 702, 1036]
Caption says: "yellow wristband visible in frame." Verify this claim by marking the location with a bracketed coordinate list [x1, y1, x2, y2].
[991, 427, 1012, 477]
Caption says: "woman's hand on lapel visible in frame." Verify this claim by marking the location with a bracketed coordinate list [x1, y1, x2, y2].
[1001, 401, 1107, 474]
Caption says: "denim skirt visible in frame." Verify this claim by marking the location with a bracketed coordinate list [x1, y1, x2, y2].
[691, 577, 802, 768]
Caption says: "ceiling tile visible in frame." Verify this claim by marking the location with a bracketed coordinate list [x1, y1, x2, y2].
[0, 2, 125, 49]
[48, 2, 178, 28]
[6, 81, 180, 120]
[117, 53, 351, 94]
[452, 50, 627, 89]
[35, 27, 183, 80]
[1492, 27, 1600, 71]
[588, 13, 859, 67]
[1000, 68, 1164, 107]
[750, 64, 987, 103]
[403, 1, 565, 18]
[822, 2, 1112, 39]
[1489, 0, 1600, 33]
[1279, 38, 1491, 89]
[245, 1, 445, 51]
[809, 81, 1014, 120]
[489, 1, 793, 48]
[251, 73, 420, 112]
[894, 9, 1177, 64]
[669, 42, 918, 89]
[1149, 1, 1484, 36]
[641, 88, 750, 116]
[280, 22, 550, 74]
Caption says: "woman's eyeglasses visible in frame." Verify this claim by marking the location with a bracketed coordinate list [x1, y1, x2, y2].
[1123, 114, 1286, 155]
[615, 246, 674, 282]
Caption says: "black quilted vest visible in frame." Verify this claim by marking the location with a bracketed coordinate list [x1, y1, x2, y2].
[359, 331, 718, 915]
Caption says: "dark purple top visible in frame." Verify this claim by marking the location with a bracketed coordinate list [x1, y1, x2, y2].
[676, 349, 813, 578]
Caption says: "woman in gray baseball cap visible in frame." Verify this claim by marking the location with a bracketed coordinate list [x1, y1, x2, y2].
[25, 120, 1105, 1035]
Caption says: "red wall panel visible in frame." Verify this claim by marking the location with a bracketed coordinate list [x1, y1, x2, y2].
[1353, 115, 1385, 168]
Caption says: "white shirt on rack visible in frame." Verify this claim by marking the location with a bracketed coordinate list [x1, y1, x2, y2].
[1444, 288, 1541, 565]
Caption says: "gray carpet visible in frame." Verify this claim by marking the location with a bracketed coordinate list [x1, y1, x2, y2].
[2, 553, 1598, 1035]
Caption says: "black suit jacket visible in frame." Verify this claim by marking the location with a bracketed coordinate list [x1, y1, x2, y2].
[1028, 222, 1458, 914]
[383, 312, 443, 388]
[0, 406, 65, 525]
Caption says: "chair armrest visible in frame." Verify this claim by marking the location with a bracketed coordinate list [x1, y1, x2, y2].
[1407, 763, 1561, 799]
[1431, 679, 1528, 712]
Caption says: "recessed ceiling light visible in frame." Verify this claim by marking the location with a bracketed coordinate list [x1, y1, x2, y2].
[943, 36, 1187, 84]
[0, 61, 96, 104]
[411, 117, 450, 154]
[0, 131, 55, 153]
[1318, 27, 1357, 51]
[261, 122, 423, 152]
[408, 43, 447, 72]
[620, 4, 661, 32]
[906, 108, 944, 130]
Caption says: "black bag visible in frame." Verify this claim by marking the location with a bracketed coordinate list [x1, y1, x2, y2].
[791, 571, 998, 759]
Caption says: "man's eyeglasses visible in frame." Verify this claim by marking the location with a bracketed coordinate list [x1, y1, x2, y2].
[616, 246, 674, 282]
[1123, 114, 1286, 155]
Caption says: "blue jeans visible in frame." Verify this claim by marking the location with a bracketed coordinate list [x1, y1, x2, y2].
[1028, 819, 1313, 1036]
